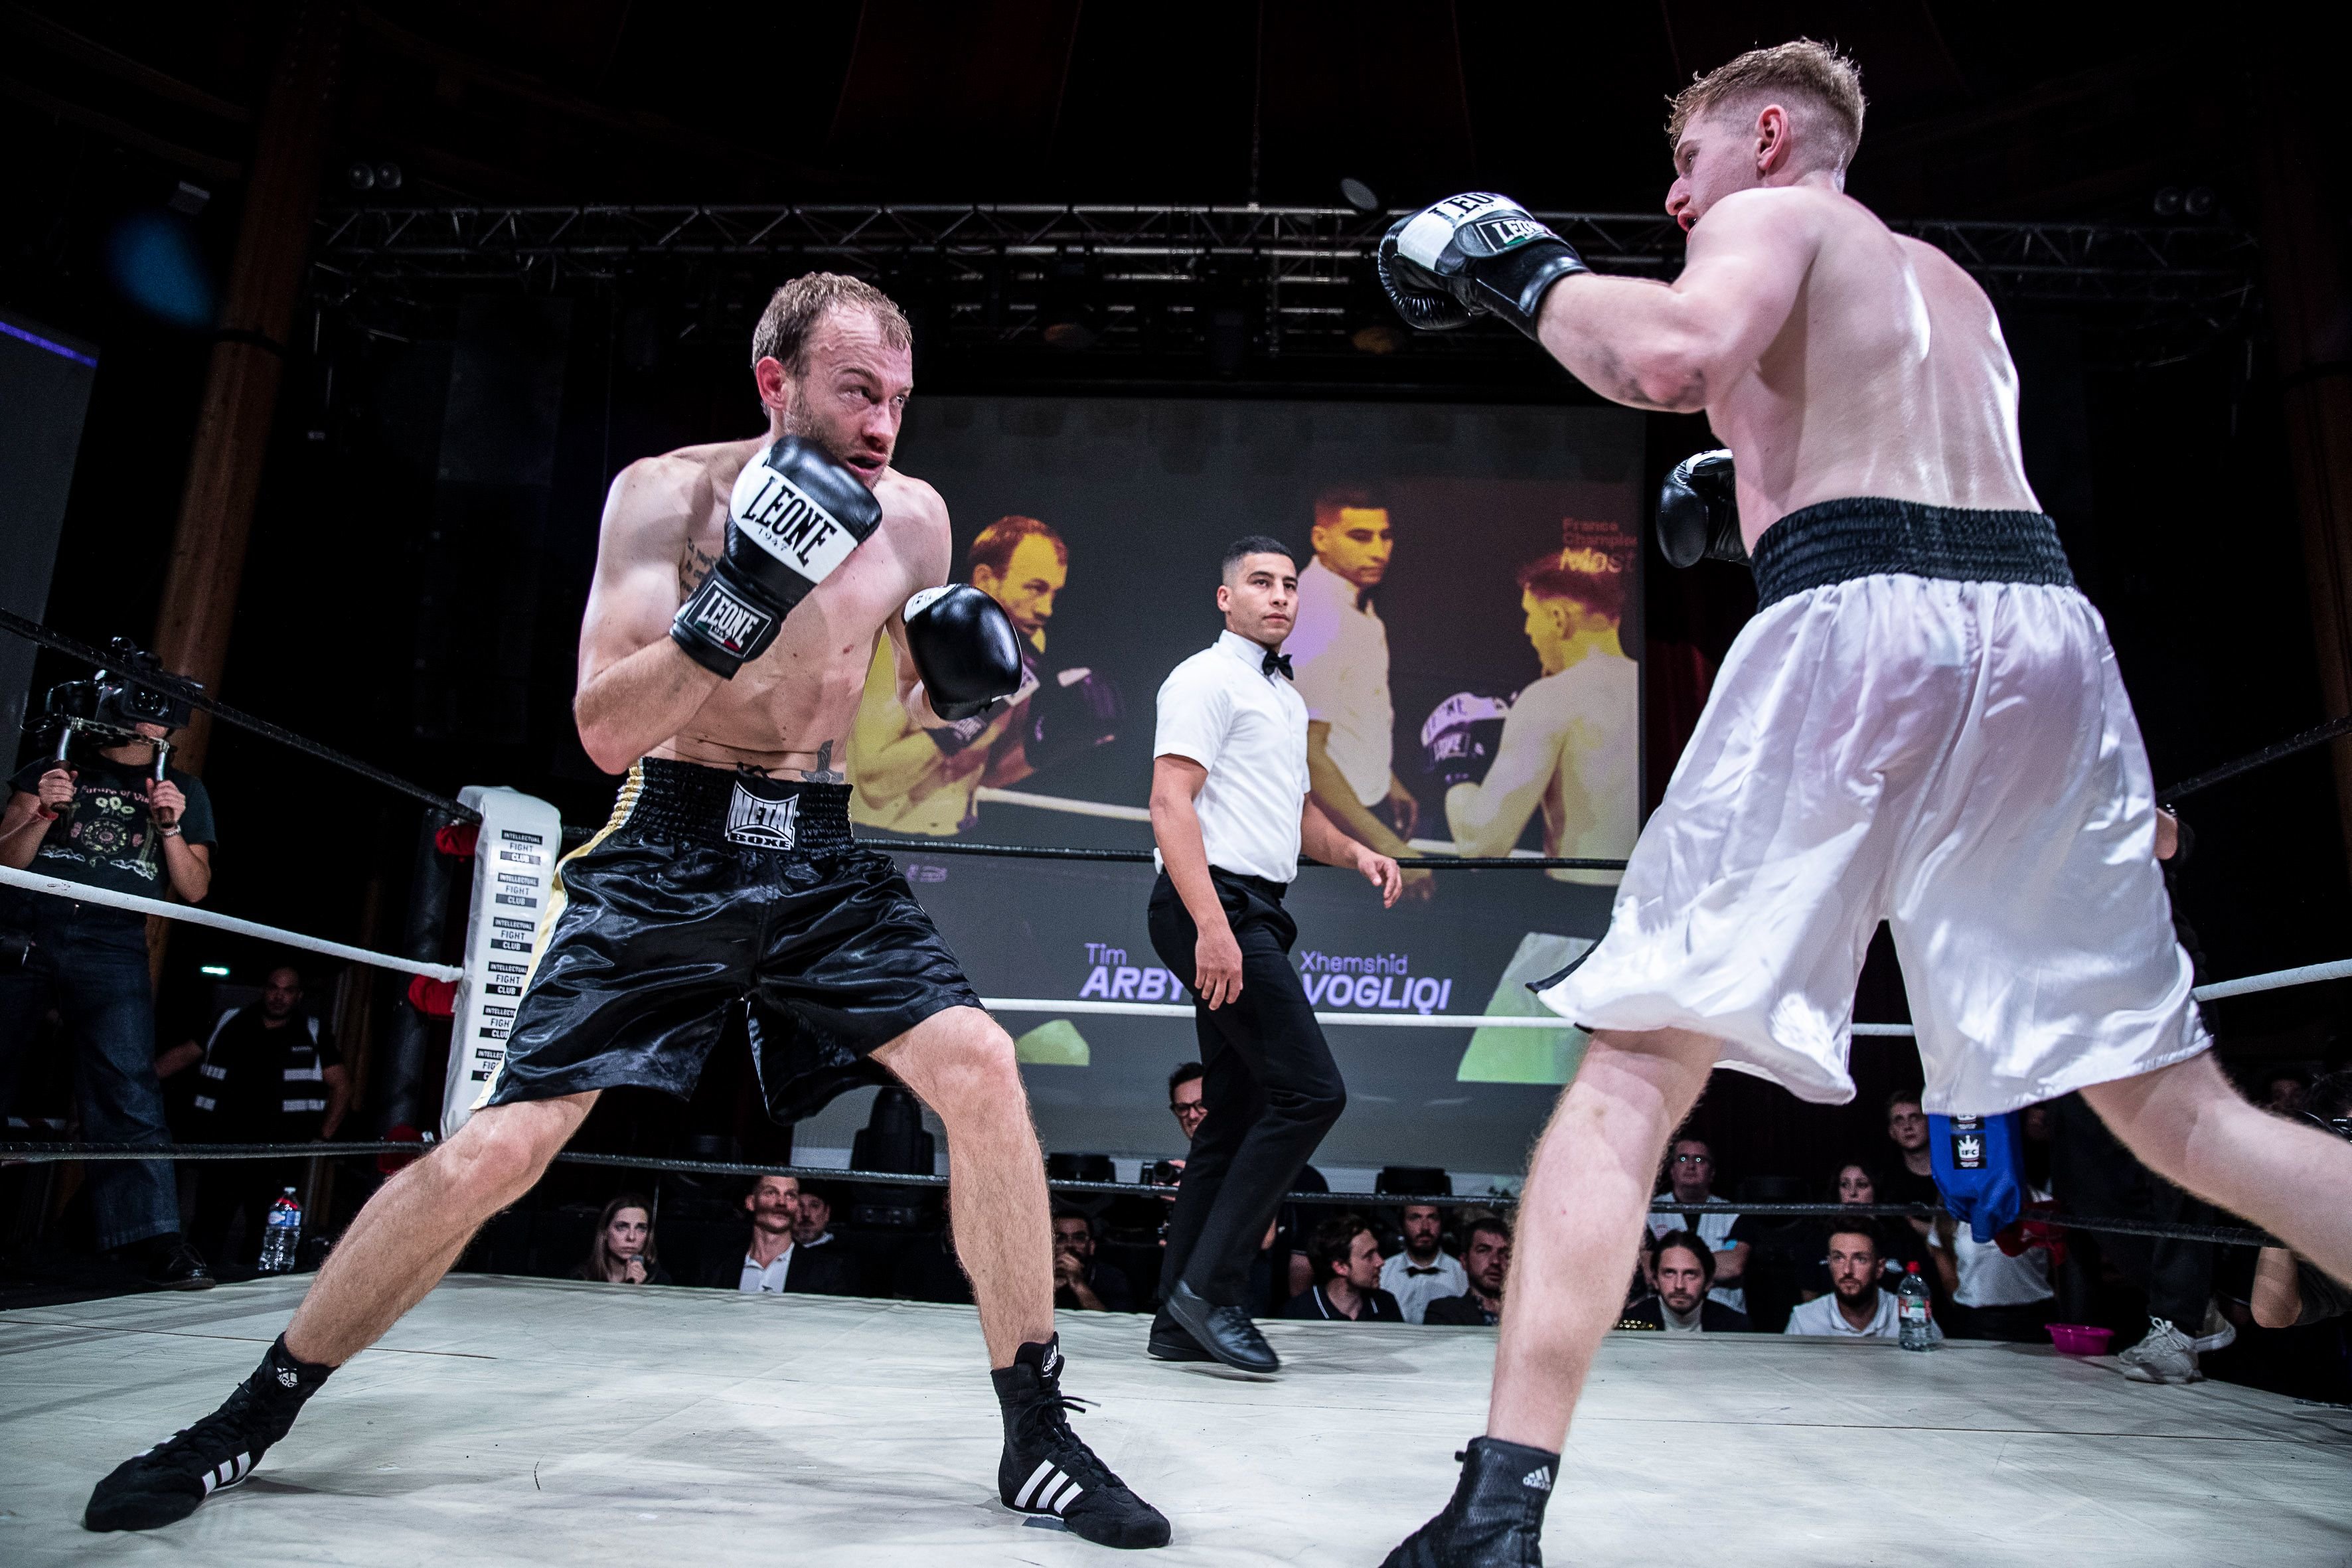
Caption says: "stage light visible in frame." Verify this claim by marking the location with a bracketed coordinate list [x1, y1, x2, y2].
[106, 210, 216, 328]
[375, 162, 404, 193]
[1340, 177, 1381, 212]
[167, 182, 210, 216]
[347, 161, 376, 191]
[199, 964, 230, 977]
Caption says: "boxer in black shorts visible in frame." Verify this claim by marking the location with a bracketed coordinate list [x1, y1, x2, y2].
[484, 761, 981, 1121]
[86, 274, 1171, 1551]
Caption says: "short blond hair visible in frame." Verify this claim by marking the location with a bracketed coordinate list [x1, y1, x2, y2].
[749, 272, 911, 373]
[1666, 40, 1866, 172]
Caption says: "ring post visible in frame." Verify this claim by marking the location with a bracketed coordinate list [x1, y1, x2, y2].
[439, 787, 564, 1138]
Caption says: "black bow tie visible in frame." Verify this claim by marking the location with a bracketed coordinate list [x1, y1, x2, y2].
[1262, 650, 1293, 679]
[1404, 1265, 1445, 1277]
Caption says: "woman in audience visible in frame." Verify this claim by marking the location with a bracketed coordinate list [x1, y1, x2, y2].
[572, 1193, 670, 1285]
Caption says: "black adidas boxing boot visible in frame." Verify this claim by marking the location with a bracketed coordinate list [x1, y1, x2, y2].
[85, 1334, 332, 1531]
[994, 1336, 1171, 1549]
[1380, 1436, 1558, 1567]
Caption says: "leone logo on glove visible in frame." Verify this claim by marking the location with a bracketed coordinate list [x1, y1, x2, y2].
[730, 459, 857, 580]
[1469, 216, 1552, 252]
[684, 580, 775, 657]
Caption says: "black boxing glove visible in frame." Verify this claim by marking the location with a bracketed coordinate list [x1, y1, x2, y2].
[1421, 691, 1514, 789]
[905, 584, 1025, 723]
[1657, 449, 1743, 568]
[672, 437, 884, 678]
[1022, 665, 1123, 773]
[1377, 193, 1590, 339]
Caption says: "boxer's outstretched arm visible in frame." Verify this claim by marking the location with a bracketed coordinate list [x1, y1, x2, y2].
[574, 457, 726, 773]
[1533, 190, 1816, 414]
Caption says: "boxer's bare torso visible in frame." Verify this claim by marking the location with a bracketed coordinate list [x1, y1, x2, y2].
[577, 436, 949, 781]
[1539, 155, 2041, 549]
[1686, 188, 2040, 544]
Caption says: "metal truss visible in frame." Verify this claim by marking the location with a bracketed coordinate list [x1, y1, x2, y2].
[309, 203, 2259, 359]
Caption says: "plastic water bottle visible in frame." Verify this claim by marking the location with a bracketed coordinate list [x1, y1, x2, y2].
[258, 1188, 302, 1275]
[1897, 1260, 1934, 1350]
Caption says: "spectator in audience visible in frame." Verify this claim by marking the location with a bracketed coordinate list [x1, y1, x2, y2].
[1798, 1161, 1924, 1300]
[1052, 1208, 1136, 1311]
[1785, 1225, 1936, 1340]
[791, 1182, 838, 1249]
[702, 1174, 857, 1295]
[1648, 1137, 1749, 1312]
[1425, 1216, 1510, 1326]
[169, 965, 351, 1274]
[1168, 1061, 1207, 1148]
[1379, 1202, 1468, 1324]
[2252, 1069, 2352, 1330]
[1282, 1214, 1405, 1322]
[2045, 1087, 2234, 1380]
[1881, 1091, 1940, 1210]
[1621, 1230, 1751, 1332]
[571, 1193, 670, 1285]
[1930, 1192, 2054, 1342]
[0, 708, 217, 1287]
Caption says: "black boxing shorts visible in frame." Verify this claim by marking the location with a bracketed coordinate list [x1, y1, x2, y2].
[481, 757, 982, 1123]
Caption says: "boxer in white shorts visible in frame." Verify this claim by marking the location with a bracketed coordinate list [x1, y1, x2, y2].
[1366, 40, 2352, 1566]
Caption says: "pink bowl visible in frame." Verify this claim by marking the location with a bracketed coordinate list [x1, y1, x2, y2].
[2047, 1323, 2114, 1356]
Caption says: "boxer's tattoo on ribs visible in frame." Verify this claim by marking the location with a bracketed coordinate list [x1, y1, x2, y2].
[679, 542, 718, 595]
[805, 740, 846, 784]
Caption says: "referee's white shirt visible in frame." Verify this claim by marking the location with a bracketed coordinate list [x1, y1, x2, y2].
[1154, 629, 1311, 884]
[1286, 558, 1392, 807]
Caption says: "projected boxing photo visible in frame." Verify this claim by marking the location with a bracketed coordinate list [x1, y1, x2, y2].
[801, 395, 1646, 1178]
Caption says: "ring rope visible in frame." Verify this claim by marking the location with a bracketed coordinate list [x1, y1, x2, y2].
[0, 1142, 2281, 1247]
[0, 609, 481, 826]
[2159, 710, 2352, 805]
[0, 866, 462, 982]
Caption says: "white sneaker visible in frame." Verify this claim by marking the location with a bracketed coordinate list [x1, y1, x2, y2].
[2189, 1300, 2237, 1355]
[2118, 1315, 2203, 1384]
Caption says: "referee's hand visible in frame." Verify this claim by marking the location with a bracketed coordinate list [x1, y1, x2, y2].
[1354, 846, 1404, 909]
[1195, 924, 1245, 1010]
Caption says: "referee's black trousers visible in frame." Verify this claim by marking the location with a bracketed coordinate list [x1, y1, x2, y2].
[1146, 868, 1345, 1313]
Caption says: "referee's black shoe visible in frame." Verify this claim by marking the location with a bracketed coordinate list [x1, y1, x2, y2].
[1380, 1437, 1558, 1567]
[994, 1336, 1170, 1549]
[1162, 1280, 1279, 1373]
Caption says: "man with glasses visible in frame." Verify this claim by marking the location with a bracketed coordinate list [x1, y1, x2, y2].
[1167, 1061, 1206, 1149]
[1646, 1138, 1749, 1314]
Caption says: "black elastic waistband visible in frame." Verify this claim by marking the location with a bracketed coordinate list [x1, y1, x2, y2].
[1749, 497, 2075, 610]
[614, 757, 854, 854]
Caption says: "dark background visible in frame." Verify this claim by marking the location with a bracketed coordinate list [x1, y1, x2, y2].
[0, 2, 2343, 1200]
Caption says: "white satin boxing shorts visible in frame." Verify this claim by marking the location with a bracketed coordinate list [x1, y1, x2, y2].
[1539, 497, 2210, 1115]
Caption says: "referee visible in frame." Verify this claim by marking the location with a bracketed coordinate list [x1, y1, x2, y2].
[1145, 535, 1403, 1373]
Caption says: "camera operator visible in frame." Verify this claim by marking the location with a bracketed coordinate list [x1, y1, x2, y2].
[0, 672, 216, 1289]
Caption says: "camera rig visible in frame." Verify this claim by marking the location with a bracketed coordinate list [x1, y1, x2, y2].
[31, 639, 204, 783]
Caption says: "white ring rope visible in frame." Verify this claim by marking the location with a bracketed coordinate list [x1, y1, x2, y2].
[971, 785, 1553, 858]
[13, 861, 2341, 1031]
[0, 864, 463, 982]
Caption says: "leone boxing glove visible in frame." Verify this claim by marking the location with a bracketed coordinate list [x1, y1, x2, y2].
[1377, 193, 1590, 339]
[672, 436, 884, 678]
[1656, 449, 1744, 568]
[904, 584, 1025, 723]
